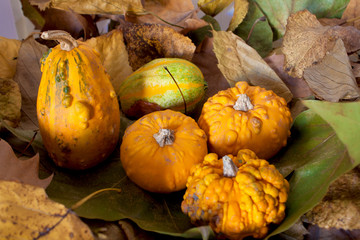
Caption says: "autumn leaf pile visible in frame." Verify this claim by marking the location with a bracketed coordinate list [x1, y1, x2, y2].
[1, 0, 360, 239]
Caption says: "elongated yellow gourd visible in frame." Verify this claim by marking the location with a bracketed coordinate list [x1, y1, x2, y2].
[37, 30, 120, 170]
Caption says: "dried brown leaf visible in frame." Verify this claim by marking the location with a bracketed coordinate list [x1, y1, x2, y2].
[120, 22, 196, 70]
[264, 54, 313, 99]
[0, 139, 52, 188]
[30, 0, 143, 15]
[0, 78, 22, 129]
[191, 37, 230, 119]
[126, 0, 196, 31]
[0, 37, 21, 79]
[342, 0, 360, 29]
[41, 8, 99, 40]
[303, 39, 360, 102]
[227, 0, 249, 32]
[283, 10, 360, 78]
[305, 166, 360, 230]
[180, 18, 209, 35]
[13, 35, 48, 131]
[197, 0, 233, 17]
[212, 30, 293, 102]
[0, 180, 94, 239]
[86, 30, 133, 91]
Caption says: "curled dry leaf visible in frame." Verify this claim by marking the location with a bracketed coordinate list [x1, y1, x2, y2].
[304, 166, 360, 230]
[30, 0, 143, 15]
[126, 0, 197, 31]
[0, 139, 53, 188]
[303, 39, 360, 102]
[0, 37, 21, 79]
[86, 29, 133, 92]
[0, 78, 21, 129]
[227, 0, 249, 32]
[212, 30, 293, 102]
[120, 22, 196, 70]
[14, 35, 48, 130]
[283, 9, 360, 79]
[197, 0, 233, 16]
[0, 180, 94, 239]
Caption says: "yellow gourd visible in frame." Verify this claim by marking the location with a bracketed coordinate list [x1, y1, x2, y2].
[198, 81, 292, 159]
[120, 109, 208, 193]
[37, 30, 120, 170]
[182, 149, 289, 240]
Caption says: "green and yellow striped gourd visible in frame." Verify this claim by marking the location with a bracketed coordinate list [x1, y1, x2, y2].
[118, 58, 207, 118]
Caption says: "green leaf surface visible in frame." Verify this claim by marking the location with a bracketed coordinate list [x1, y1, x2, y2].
[233, 0, 273, 57]
[267, 102, 360, 238]
[254, 0, 349, 39]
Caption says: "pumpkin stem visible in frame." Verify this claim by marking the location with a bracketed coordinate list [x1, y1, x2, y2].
[153, 128, 175, 147]
[233, 94, 254, 111]
[41, 30, 79, 51]
[223, 155, 238, 177]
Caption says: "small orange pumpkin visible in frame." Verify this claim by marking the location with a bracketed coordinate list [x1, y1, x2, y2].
[120, 109, 208, 193]
[181, 149, 289, 240]
[198, 81, 292, 159]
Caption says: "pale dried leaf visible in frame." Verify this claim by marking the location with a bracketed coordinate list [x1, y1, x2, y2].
[227, 0, 249, 32]
[212, 30, 292, 102]
[13, 35, 48, 131]
[30, 0, 143, 14]
[303, 39, 360, 102]
[197, 0, 233, 16]
[86, 30, 133, 92]
[120, 22, 196, 70]
[126, 0, 196, 31]
[0, 37, 21, 79]
[264, 54, 313, 99]
[0, 139, 52, 188]
[0, 180, 94, 239]
[305, 166, 360, 230]
[0, 78, 21, 129]
[283, 10, 360, 78]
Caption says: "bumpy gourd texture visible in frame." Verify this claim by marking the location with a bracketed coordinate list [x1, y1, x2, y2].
[198, 81, 292, 159]
[120, 109, 208, 193]
[37, 41, 120, 170]
[181, 149, 289, 240]
[118, 58, 207, 118]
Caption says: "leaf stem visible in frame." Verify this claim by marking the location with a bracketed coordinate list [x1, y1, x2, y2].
[71, 188, 121, 210]
[246, 16, 266, 43]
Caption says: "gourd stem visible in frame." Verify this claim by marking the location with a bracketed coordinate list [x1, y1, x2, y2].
[41, 30, 79, 51]
[153, 128, 175, 147]
[223, 155, 238, 177]
[233, 93, 253, 111]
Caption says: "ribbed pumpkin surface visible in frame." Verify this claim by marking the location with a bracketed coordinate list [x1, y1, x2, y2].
[37, 41, 120, 170]
[118, 58, 207, 118]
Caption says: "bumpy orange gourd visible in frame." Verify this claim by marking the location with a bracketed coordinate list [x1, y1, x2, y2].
[198, 81, 292, 159]
[181, 149, 289, 240]
[37, 30, 120, 170]
[120, 109, 208, 193]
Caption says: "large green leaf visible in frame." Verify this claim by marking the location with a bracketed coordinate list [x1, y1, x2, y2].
[233, 0, 273, 57]
[267, 101, 360, 238]
[254, 0, 349, 39]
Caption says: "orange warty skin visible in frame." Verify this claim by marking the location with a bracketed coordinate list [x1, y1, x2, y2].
[198, 81, 292, 159]
[181, 149, 289, 240]
[37, 41, 120, 170]
[120, 109, 208, 193]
